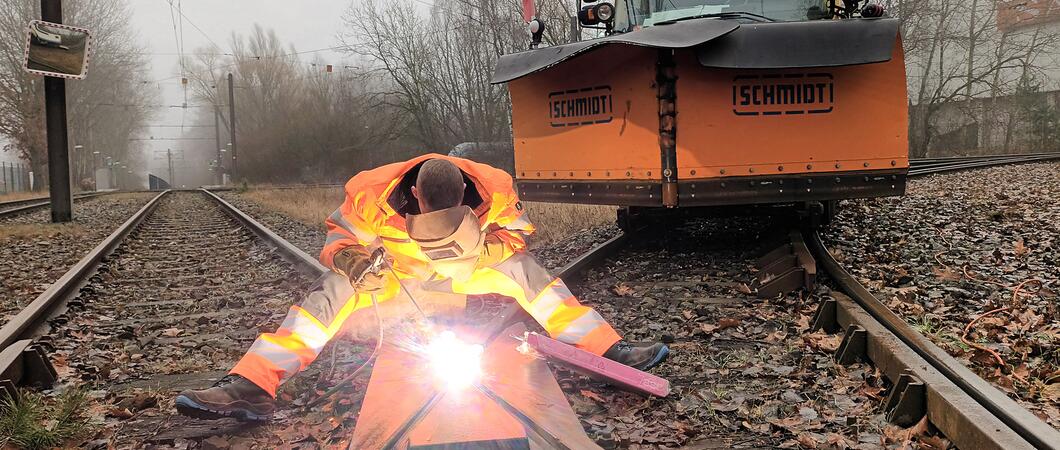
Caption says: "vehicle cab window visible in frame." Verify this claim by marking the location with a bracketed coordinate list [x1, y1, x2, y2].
[614, 0, 826, 31]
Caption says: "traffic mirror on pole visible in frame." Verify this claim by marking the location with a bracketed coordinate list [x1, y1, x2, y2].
[22, 20, 92, 80]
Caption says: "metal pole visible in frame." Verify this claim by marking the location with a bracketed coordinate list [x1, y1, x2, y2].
[1, 162, 7, 193]
[227, 72, 237, 180]
[168, 149, 174, 187]
[214, 107, 222, 185]
[41, 0, 73, 222]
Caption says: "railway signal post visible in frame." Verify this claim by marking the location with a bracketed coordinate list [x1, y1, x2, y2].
[41, 0, 72, 222]
[25, 0, 92, 222]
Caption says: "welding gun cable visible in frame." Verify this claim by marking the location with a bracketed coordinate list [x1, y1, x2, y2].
[307, 292, 384, 408]
[382, 257, 430, 323]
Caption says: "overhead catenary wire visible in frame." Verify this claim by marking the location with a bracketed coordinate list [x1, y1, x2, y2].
[136, 124, 217, 128]
[90, 103, 222, 108]
[162, 0, 225, 52]
[144, 45, 354, 84]
[129, 137, 217, 141]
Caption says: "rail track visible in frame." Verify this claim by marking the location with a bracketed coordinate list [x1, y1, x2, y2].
[0, 190, 324, 443]
[526, 153, 1060, 449]
[0, 191, 111, 217]
[0, 154, 1057, 447]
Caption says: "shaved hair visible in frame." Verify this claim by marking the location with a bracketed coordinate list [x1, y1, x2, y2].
[416, 159, 465, 211]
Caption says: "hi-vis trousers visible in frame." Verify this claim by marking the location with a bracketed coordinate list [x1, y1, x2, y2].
[230, 252, 622, 396]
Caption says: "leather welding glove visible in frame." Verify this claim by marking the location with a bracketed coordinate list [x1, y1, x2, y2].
[332, 246, 387, 294]
[478, 233, 507, 268]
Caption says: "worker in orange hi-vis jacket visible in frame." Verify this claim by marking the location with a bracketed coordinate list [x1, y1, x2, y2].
[175, 154, 669, 421]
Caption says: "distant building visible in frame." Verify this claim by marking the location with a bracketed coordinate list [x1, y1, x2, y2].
[903, 2, 1060, 155]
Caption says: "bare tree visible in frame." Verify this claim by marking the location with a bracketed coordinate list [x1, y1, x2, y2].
[341, 0, 550, 151]
[0, 0, 156, 188]
[182, 25, 409, 183]
[892, 0, 1060, 156]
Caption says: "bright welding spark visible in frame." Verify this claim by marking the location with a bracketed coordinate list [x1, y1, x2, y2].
[425, 330, 484, 390]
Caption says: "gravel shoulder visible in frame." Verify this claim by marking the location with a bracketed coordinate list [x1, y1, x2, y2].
[0, 192, 157, 322]
[823, 161, 1060, 429]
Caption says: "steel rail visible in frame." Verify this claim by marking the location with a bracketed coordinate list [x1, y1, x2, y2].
[200, 188, 327, 277]
[909, 154, 1060, 176]
[812, 154, 1060, 449]
[0, 192, 110, 218]
[368, 149, 1055, 446]
[0, 189, 331, 396]
[0, 190, 169, 349]
[909, 152, 1056, 166]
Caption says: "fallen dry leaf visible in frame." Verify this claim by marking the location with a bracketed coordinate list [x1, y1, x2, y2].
[919, 435, 951, 450]
[161, 327, 183, 337]
[611, 283, 635, 296]
[580, 389, 608, 403]
[717, 318, 741, 330]
[1013, 239, 1028, 257]
[826, 433, 852, 450]
[202, 435, 231, 450]
[1042, 384, 1060, 401]
[797, 432, 819, 449]
[932, 267, 961, 281]
[105, 407, 134, 419]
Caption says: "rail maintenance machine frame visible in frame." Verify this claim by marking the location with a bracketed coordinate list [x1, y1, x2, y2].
[493, 7, 909, 229]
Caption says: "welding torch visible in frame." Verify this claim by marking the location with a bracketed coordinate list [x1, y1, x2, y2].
[357, 247, 430, 324]
[309, 246, 431, 407]
[312, 242, 472, 407]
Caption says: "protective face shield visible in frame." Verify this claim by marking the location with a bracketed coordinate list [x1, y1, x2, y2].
[406, 205, 485, 282]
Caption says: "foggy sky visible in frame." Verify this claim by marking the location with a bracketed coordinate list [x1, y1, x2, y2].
[130, 0, 354, 185]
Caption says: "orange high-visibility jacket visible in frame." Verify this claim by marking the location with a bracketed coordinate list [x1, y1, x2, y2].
[320, 154, 535, 278]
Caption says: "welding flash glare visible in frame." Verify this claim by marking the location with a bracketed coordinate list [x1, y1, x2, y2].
[426, 331, 484, 390]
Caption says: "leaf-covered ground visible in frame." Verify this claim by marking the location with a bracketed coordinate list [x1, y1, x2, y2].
[0, 193, 156, 322]
[130, 189, 949, 449]
[9, 188, 980, 448]
[565, 217, 944, 449]
[823, 161, 1060, 429]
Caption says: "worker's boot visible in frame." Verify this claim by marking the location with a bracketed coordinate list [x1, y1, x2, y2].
[603, 341, 670, 371]
[175, 375, 275, 422]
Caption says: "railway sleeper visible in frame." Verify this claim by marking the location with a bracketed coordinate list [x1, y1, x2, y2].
[810, 292, 1035, 449]
[0, 339, 58, 398]
[751, 230, 816, 298]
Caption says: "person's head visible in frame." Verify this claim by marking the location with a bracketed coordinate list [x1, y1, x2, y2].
[411, 159, 465, 213]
